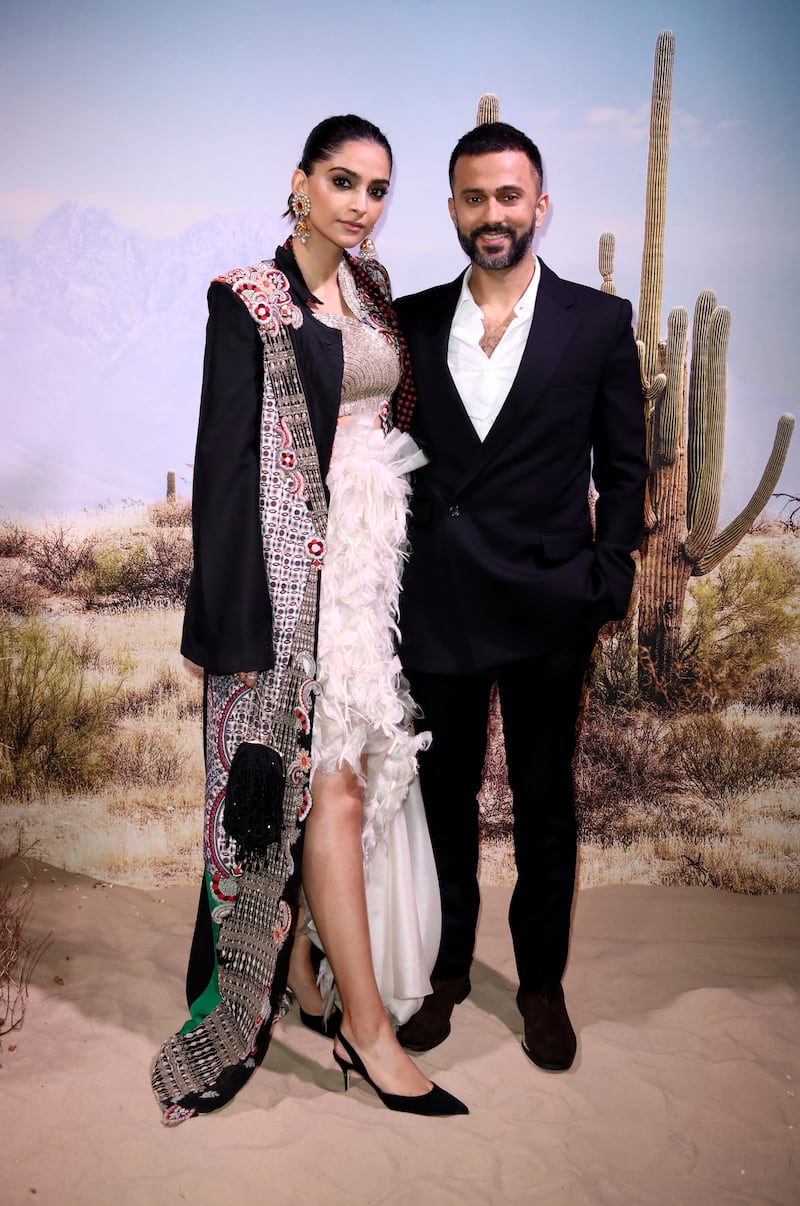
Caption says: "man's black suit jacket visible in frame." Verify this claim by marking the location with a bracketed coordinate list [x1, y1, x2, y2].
[394, 259, 648, 675]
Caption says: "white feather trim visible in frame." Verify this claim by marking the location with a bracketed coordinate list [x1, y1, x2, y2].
[311, 420, 430, 858]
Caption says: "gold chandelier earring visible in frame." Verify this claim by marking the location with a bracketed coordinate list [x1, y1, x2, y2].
[291, 192, 311, 244]
[359, 236, 376, 261]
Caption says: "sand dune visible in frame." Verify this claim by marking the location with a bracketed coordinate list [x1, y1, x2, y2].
[2, 860, 797, 1205]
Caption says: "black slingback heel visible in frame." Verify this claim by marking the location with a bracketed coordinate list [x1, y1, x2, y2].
[332, 1028, 469, 1117]
[299, 1004, 343, 1037]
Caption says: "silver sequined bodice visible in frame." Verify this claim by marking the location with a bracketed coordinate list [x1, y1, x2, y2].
[315, 263, 400, 418]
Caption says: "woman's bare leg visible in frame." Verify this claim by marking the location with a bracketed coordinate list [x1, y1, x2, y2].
[302, 761, 432, 1096]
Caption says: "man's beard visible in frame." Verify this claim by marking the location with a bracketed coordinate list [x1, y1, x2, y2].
[457, 221, 534, 270]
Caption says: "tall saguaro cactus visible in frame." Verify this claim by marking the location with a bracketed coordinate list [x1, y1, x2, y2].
[637, 31, 673, 387]
[600, 30, 795, 699]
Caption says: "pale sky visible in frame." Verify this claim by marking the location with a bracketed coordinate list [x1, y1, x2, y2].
[2, 0, 798, 508]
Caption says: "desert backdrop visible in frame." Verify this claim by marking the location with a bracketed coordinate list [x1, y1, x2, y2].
[2, 7, 799, 1200]
[1, 505, 798, 896]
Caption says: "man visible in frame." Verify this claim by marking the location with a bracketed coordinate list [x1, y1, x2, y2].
[393, 123, 647, 1071]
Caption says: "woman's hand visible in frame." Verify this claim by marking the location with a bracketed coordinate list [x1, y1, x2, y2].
[234, 671, 259, 686]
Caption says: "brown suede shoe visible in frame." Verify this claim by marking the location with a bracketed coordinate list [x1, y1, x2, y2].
[396, 974, 472, 1052]
[517, 984, 577, 1071]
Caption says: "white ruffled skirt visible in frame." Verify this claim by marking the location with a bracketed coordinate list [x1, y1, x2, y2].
[310, 417, 441, 1025]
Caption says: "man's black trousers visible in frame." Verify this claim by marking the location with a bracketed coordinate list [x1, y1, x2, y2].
[406, 635, 595, 994]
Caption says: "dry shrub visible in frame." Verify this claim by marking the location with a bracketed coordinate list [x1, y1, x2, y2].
[664, 841, 800, 894]
[773, 493, 800, 532]
[84, 543, 150, 602]
[0, 614, 122, 797]
[146, 529, 193, 603]
[749, 510, 788, 537]
[478, 685, 511, 838]
[676, 545, 800, 707]
[594, 543, 800, 713]
[0, 561, 47, 614]
[112, 664, 186, 717]
[148, 496, 192, 528]
[590, 625, 639, 710]
[77, 529, 192, 608]
[667, 712, 800, 811]
[576, 710, 674, 808]
[27, 523, 98, 592]
[0, 865, 50, 1035]
[18, 521, 192, 609]
[110, 728, 187, 786]
[738, 662, 800, 714]
[64, 630, 105, 671]
[0, 521, 30, 559]
[575, 711, 676, 845]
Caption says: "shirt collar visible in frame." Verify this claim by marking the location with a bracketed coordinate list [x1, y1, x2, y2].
[455, 256, 540, 317]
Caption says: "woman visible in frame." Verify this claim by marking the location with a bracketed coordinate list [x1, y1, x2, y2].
[151, 115, 467, 1123]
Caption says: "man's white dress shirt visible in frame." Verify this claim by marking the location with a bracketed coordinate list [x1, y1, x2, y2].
[447, 260, 541, 441]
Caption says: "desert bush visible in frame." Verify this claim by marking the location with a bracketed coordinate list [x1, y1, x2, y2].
[21, 520, 191, 608]
[667, 712, 800, 810]
[83, 543, 151, 603]
[111, 728, 187, 787]
[0, 562, 46, 614]
[575, 710, 677, 845]
[0, 865, 50, 1035]
[112, 664, 186, 717]
[0, 521, 30, 559]
[0, 614, 122, 797]
[478, 685, 511, 838]
[675, 545, 800, 707]
[773, 493, 800, 532]
[77, 529, 192, 608]
[664, 841, 800, 894]
[27, 523, 98, 593]
[738, 662, 800, 714]
[749, 510, 788, 537]
[64, 631, 105, 671]
[146, 529, 193, 603]
[148, 496, 192, 528]
[591, 625, 640, 710]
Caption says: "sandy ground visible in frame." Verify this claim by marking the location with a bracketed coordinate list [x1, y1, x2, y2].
[1, 859, 798, 1206]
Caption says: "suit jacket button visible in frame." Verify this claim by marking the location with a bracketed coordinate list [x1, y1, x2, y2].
[449, 504, 461, 517]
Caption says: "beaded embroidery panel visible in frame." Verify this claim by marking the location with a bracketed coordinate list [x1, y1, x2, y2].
[151, 260, 331, 1119]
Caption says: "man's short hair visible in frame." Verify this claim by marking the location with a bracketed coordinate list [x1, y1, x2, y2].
[448, 122, 544, 192]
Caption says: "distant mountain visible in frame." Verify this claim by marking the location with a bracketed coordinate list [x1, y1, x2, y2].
[0, 203, 795, 523]
[0, 202, 285, 516]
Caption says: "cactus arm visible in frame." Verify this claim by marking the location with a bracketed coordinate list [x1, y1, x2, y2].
[693, 414, 796, 575]
[637, 339, 666, 530]
[636, 30, 675, 382]
[599, 232, 617, 296]
[637, 341, 667, 406]
[657, 306, 688, 464]
[686, 291, 717, 526]
[685, 307, 732, 560]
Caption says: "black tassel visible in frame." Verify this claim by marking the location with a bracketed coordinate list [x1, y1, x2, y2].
[222, 741, 285, 854]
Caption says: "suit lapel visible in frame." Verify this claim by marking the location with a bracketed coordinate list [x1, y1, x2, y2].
[414, 274, 483, 459]
[455, 260, 579, 488]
